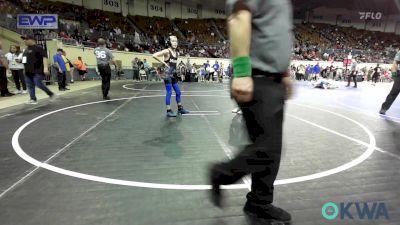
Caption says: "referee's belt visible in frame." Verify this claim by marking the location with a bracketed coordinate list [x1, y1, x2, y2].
[252, 69, 282, 80]
[97, 63, 110, 67]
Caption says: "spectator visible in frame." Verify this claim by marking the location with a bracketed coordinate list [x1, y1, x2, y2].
[0, 40, 13, 97]
[74, 56, 87, 81]
[213, 60, 220, 81]
[62, 50, 74, 83]
[143, 58, 150, 74]
[297, 64, 306, 81]
[132, 57, 139, 81]
[6, 45, 26, 94]
[136, 58, 146, 80]
[185, 59, 192, 81]
[219, 62, 224, 76]
[53, 48, 68, 91]
[137, 58, 144, 70]
[178, 61, 186, 82]
[204, 60, 210, 81]
[21, 35, 54, 104]
[226, 63, 232, 78]
[313, 63, 321, 80]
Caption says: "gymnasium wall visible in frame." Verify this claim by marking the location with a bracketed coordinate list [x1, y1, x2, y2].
[48, 1, 400, 33]
[49, 0, 227, 19]
[0, 27, 26, 55]
[147, 0, 166, 17]
[180, 1, 200, 19]
[168, 1, 182, 19]
[309, 6, 400, 33]
[202, 5, 226, 19]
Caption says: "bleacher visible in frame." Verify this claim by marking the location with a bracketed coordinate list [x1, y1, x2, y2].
[175, 18, 218, 44]
[130, 15, 175, 37]
[2, 0, 400, 61]
[215, 19, 227, 39]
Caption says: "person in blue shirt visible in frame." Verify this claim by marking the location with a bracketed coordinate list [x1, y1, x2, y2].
[200, 67, 205, 82]
[213, 61, 219, 70]
[226, 64, 232, 78]
[313, 63, 321, 81]
[204, 60, 210, 69]
[53, 48, 68, 91]
[213, 61, 220, 81]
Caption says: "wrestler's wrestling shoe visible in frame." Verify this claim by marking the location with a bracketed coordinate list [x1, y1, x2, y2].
[166, 110, 177, 117]
[178, 107, 190, 114]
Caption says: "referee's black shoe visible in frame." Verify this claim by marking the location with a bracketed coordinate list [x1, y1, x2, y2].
[208, 164, 223, 208]
[243, 202, 292, 224]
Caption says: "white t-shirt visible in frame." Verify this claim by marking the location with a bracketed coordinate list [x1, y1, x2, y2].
[5, 52, 24, 70]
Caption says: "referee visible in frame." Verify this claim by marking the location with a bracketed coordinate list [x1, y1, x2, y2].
[380, 52, 400, 115]
[209, 0, 293, 223]
[94, 38, 115, 100]
[346, 59, 358, 88]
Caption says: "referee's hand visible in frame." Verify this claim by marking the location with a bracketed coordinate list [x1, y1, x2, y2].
[231, 77, 253, 103]
[282, 77, 294, 100]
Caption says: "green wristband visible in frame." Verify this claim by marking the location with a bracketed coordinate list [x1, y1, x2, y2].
[233, 56, 252, 77]
[392, 72, 397, 78]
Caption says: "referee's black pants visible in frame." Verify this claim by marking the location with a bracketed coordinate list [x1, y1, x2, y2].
[347, 73, 357, 87]
[372, 73, 380, 83]
[381, 75, 400, 111]
[98, 64, 111, 97]
[212, 75, 285, 209]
